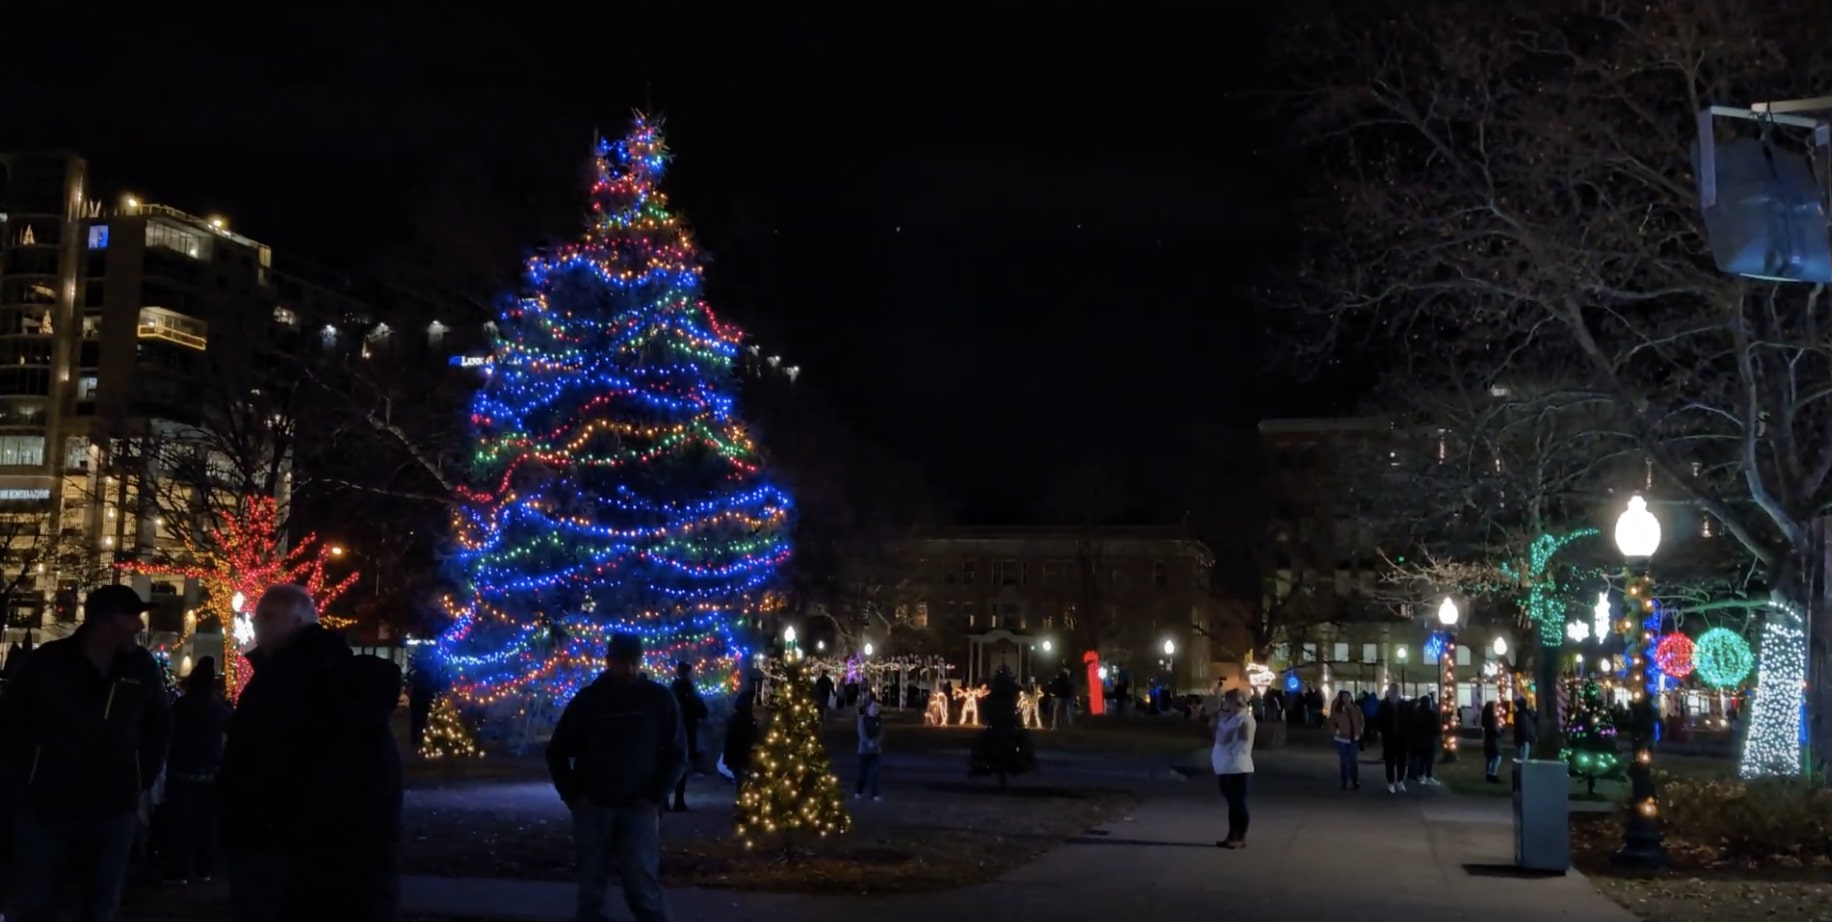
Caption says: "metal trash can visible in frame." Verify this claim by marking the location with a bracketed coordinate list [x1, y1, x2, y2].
[1513, 759, 1570, 872]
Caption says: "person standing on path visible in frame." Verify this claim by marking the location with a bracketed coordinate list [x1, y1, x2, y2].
[668, 662, 708, 813]
[854, 697, 884, 800]
[1377, 684, 1408, 793]
[546, 632, 687, 922]
[164, 656, 231, 883]
[1409, 693, 1441, 787]
[1211, 688, 1256, 849]
[0, 585, 171, 922]
[1049, 669, 1076, 730]
[813, 668, 835, 721]
[1512, 697, 1538, 762]
[721, 689, 759, 796]
[1481, 701, 1503, 782]
[1328, 690, 1364, 791]
[219, 584, 404, 922]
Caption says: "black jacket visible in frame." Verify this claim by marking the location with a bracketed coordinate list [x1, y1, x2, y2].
[1514, 706, 1539, 746]
[219, 625, 402, 857]
[546, 673, 686, 807]
[290, 654, 405, 922]
[1376, 698, 1404, 751]
[0, 631, 172, 818]
[722, 706, 759, 773]
[168, 689, 232, 777]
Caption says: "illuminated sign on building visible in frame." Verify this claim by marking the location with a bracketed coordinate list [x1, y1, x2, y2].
[448, 355, 493, 368]
[0, 488, 51, 501]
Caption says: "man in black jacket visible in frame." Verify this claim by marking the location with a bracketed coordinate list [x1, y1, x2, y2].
[218, 583, 403, 922]
[668, 662, 708, 812]
[0, 584, 172, 922]
[547, 632, 686, 922]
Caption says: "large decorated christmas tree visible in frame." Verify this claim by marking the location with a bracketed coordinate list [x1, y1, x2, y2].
[1560, 679, 1624, 795]
[436, 116, 792, 717]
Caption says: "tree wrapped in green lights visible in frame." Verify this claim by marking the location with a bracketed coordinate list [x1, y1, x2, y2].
[1560, 679, 1623, 795]
[1499, 529, 1599, 752]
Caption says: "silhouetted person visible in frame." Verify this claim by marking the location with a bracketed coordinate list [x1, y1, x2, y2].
[722, 690, 759, 793]
[219, 584, 404, 922]
[813, 668, 835, 719]
[407, 657, 441, 753]
[0, 585, 171, 922]
[669, 662, 708, 812]
[165, 656, 231, 882]
[547, 632, 686, 922]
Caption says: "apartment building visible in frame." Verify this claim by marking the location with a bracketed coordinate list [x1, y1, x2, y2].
[1257, 416, 1518, 701]
[869, 526, 1243, 692]
[0, 151, 487, 641]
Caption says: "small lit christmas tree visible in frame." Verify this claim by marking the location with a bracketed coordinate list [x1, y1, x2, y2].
[734, 661, 850, 855]
[419, 695, 483, 759]
[1560, 679, 1623, 795]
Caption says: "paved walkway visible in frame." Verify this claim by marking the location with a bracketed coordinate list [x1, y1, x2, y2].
[400, 747, 1634, 921]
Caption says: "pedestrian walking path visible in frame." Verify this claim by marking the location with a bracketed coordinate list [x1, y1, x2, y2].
[400, 747, 1635, 921]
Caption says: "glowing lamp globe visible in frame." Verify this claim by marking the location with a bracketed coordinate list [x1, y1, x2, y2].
[1042, 640, 1053, 653]
[1437, 597, 1460, 627]
[862, 642, 874, 657]
[783, 626, 796, 644]
[231, 591, 246, 614]
[1614, 495, 1662, 559]
[1163, 639, 1176, 656]
[1492, 636, 1508, 657]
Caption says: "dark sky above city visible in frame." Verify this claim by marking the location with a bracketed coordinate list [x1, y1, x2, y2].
[6, 6, 1317, 522]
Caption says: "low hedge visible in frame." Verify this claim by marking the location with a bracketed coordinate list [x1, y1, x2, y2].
[1658, 775, 1832, 861]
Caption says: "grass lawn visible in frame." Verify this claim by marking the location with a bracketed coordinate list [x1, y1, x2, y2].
[403, 778, 1133, 894]
[1570, 811, 1832, 922]
[1432, 747, 1734, 800]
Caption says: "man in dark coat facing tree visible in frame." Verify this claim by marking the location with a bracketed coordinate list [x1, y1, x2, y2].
[668, 661, 708, 812]
[547, 632, 687, 922]
[218, 584, 404, 922]
[0, 585, 171, 922]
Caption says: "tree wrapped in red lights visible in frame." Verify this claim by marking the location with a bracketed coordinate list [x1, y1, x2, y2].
[120, 496, 358, 699]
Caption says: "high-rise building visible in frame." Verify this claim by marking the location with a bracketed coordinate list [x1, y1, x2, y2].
[0, 151, 487, 641]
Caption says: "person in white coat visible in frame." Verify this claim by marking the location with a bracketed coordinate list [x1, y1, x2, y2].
[1211, 687, 1257, 849]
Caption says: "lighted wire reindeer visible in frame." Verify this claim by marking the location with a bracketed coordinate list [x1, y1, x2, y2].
[953, 683, 990, 727]
[925, 685, 951, 726]
[1018, 683, 1045, 729]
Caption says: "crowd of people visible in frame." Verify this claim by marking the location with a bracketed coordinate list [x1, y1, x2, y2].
[0, 583, 405, 922]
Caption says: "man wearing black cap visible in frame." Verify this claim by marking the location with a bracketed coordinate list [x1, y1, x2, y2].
[0, 584, 172, 922]
[546, 631, 687, 922]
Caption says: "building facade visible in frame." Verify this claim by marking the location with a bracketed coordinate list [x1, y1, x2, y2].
[1257, 417, 1517, 704]
[0, 151, 489, 644]
[865, 527, 1240, 692]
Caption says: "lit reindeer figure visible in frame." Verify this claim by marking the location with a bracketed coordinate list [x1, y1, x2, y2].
[1018, 685, 1044, 729]
[954, 684, 989, 727]
[925, 687, 951, 726]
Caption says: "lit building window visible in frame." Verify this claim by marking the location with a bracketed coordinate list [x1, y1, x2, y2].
[87, 225, 109, 249]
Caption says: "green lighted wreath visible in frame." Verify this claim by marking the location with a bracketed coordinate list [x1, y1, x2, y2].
[1693, 627, 1754, 689]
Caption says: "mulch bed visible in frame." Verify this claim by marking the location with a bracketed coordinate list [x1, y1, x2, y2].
[1571, 812, 1832, 922]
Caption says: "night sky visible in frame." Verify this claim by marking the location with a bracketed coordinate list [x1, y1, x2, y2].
[5, 6, 1314, 523]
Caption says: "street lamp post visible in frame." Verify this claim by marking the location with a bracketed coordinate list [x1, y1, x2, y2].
[1162, 639, 1176, 693]
[1437, 597, 1461, 763]
[1612, 494, 1667, 868]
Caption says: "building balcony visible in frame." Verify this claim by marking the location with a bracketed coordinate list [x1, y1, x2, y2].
[136, 307, 207, 351]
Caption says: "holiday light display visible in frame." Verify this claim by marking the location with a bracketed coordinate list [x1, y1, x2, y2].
[1739, 595, 1806, 778]
[120, 497, 358, 699]
[419, 695, 484, 759]
[1499, 529, 1601, 645]
[953, 684, 988, 727]
[1653, 632, 1696, 679]
[1560, 679, 1622, 792]
[1693, 626, 1754, 689]
[1018, 687, 1044, 728]
[924, 689, 950, 727]
[734, 660, 850, 851]
[435, 117, 792, 710]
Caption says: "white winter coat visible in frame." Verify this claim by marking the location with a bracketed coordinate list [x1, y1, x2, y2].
[1211, 709, 1257, 775]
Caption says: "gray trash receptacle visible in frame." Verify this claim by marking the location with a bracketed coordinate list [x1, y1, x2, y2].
[1513, 758, 1570, 872]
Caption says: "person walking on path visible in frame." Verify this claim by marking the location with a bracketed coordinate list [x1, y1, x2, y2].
[813, 669, 836, 721]
[1512, 697, 1538, 762]
[668, 662, 708, 813]
[546, 632, 687, 922]
[1049, 669, 1075, 729]
[1211, 688, 1256, 849]
[1377, 684, 1408, 793]
[219, 584, 404, 922]
[1481, 701, 1503, 783]
[854, 696, 884, 801]
[721, 690, 759, 795]
[164, 656, 231, 883]
[0, 585, 171, 922]
[1409, 693, 1441, 786]
[1328, 690, 1364, 791]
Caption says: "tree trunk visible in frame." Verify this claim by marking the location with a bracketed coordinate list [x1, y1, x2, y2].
[1811, 519, 1832, 779]
[1534, 638, 1563, 756]
[1740, 569, 1812, 777]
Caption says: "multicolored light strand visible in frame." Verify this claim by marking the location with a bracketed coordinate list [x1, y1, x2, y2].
[436, 116, 792, 706]
[119, 496, 357, 700]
